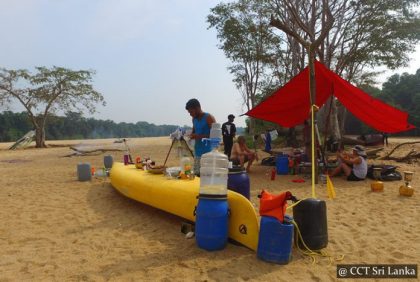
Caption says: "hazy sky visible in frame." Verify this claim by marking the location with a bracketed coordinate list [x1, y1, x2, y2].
[1, 0, 419, 128]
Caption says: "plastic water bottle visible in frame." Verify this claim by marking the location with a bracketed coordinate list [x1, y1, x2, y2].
[180, 156, 192, 175]
[199, 123, 229, 196]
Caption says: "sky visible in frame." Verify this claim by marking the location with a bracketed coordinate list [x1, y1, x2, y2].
[0, 0, 419, 128]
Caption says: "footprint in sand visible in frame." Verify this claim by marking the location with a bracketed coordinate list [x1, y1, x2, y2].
[391, 251, 412, 260]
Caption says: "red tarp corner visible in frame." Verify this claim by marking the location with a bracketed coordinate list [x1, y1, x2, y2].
[245, 61, 415, 133]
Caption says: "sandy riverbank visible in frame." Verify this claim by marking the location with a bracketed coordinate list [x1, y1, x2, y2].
[0, 137, 419, 281]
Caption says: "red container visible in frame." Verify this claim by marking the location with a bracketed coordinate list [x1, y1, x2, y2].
[271, 168, 276, 180]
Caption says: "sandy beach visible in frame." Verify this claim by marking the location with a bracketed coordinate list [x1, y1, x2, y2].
[0, 137, 419, 281]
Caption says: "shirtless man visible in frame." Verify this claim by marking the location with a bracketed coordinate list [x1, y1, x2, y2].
[230, 136, 256, 173]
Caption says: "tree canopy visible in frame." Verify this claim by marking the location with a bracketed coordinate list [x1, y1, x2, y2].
[0, 67, 105, 147]
[0, 111, 182, 142]
[345, 68, 420, 135]
[209, 0, 420, 137]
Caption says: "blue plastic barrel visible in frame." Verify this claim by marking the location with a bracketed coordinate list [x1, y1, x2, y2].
[77, 163, 91, 181]
[227, 167, 250, 200]
[276, 155, 289, 175]
[257, 216, 293, 264]
[195, 197, 229, 251]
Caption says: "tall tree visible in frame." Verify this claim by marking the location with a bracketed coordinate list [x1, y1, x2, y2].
[212, 0, 420, 138]
[268, 0, 420, 139]
[208, 0, 283, 134]
[0, 67, 105, 147]
[269, 0, 334, 184]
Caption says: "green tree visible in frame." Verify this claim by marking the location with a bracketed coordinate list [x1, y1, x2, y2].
[269, 0, 420, 137]
[0, 111, 32, 142]
[0, 67, 105, 147]
[381, 69, 420, 127]
[208, 0, 283, 134]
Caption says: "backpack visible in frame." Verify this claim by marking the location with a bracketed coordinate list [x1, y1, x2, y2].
[367, 165, 402, 181]
[261, 156, 276, 166]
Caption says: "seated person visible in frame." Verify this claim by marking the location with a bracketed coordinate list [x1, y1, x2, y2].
[330, 145, 367, 181]
[230, 136, 256, 173]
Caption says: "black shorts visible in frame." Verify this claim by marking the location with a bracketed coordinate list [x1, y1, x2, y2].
[347, 171, 364, 181]
[232, 155, 249, 165]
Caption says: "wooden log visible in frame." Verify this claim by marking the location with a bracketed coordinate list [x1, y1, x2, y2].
[379, 141, 420, 160]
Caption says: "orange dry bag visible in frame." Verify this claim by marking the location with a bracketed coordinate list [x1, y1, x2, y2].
[259, 190, 293, 223]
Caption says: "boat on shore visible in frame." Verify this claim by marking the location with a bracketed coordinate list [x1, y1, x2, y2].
[110, 162, 259, 250]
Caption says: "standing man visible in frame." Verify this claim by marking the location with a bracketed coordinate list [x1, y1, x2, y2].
[222, 114, 236, 158]
[185, 98, 216, 175]
[382, 132, 389, 146]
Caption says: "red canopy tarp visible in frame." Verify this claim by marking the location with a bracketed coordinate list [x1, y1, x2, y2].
[245, 61, 415, 133]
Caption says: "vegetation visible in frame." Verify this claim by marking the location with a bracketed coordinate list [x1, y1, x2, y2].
[0, 111, 180, 142]
[209, 0, 420, 140]
[208, 1, 283, 134]
[346, 69, 420, 136]
[0, 67, 105, 147]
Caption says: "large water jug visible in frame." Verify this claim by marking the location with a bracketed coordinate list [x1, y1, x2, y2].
[199, 124, 229, 196]
[195, 197, 229, 251]
[276, 155, 289, 175]
[293, 198, 328, 250]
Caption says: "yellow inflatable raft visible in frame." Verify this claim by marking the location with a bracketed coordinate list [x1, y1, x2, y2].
[110, 162, 259, 250]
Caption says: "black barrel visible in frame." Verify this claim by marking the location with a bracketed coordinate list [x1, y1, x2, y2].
[293, 198, 328, 250]
[104, 155, 113, 169]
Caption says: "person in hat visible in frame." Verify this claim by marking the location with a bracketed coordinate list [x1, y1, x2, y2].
[330, 145, 367, 181]
[185, 98, 216, 175]
[222, 114, 236, 157]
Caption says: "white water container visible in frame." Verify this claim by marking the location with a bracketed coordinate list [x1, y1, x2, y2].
[209, 123, 222, 139]
[200, 145, 229, 196]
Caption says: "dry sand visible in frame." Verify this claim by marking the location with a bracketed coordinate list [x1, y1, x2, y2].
[0, 137, 419, 281]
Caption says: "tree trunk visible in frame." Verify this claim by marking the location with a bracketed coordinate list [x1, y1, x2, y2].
[338, 105, 347, 140]
[330, 99, 341, 141]
[286, 127, 298, 147]
[248, 117, 256, 136]
[35, 126, 47, 148]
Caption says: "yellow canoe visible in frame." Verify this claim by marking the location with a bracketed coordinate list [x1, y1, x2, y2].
[110, 162, 259, 251]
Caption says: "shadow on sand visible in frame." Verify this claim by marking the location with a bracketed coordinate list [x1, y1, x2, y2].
[83, 181, 301, 280]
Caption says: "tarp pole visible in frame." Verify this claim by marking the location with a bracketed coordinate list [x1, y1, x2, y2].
[311, 105, 316, 198]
